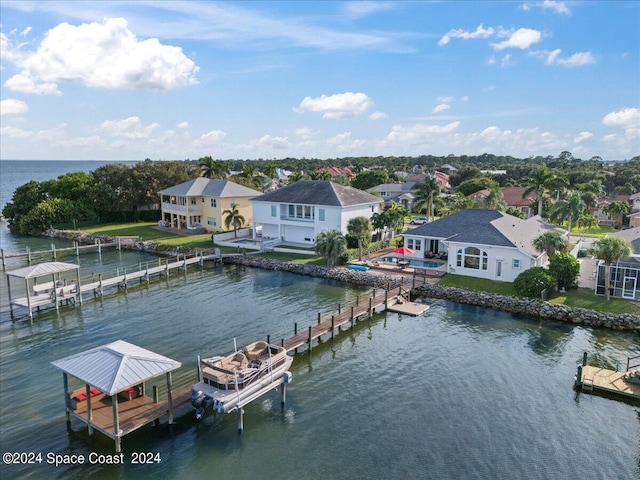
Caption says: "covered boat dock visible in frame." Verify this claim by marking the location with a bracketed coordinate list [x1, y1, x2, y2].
[51, 340, 189, 452]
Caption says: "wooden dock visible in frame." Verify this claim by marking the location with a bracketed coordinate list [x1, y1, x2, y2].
[578, 366, 640, 402]
[1, 239, 122, 269]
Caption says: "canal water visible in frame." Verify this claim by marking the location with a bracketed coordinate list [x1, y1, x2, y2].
[1, 162, 639, 479]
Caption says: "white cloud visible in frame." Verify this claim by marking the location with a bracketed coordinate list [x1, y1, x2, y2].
[197, 130, 227, 144]
[437, 96, 455, 103]
[368, 111, 387, 120]
[17, 18, 198, 91]
[501, 53, 513, 67]
[0, 125, 32, 137]
[4, 73, 61, 95]
[603, 108, 640, 139]
[574, 131, 593, 143]
[439, 24, 494, 46]
[100, 116, 160, 139]
[386, 122, 461, 143]
[432, 104, 450, 114]
[491, 28, 542, 50]
[327, 131, 366, 151]
[297, 92, 372, 119]
[534, 49, 596, 67]
[0, 98, 28, 115]
[461, 96, 469, 102]
[344, 1, 395, 18]
[255, 134, 289, 149]
[293, 127, 319, 138]
[521, 1, 571, 15]
[177, 121, 189, 129]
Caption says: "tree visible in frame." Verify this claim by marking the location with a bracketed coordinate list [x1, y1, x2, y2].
[549, 190, 585, 235]
[386, 202, 408, 237]
[548, 253, 580, 291]
[288, 171, 305, 184]
[603, 201, 630, 229]
[522, 164, 556, 218]
[457, 177, 498, 196]
[199, 156, 229, 179]
[532, 231, 568, 261]
[351, 170, 388, 191]
[222, 204, 245, 238]
[314, 229, 347, 267]
[480, 188, 506, 211]
[575, 214, 598, 232]
[347, 216, 372, 260]
[514, 267, 556, 298]
[412, 176, 441, 221]
[589, 237, 632, 301]
[262, 161, 277, 179]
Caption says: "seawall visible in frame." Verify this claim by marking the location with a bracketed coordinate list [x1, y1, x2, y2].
[44, 229, 640, 332]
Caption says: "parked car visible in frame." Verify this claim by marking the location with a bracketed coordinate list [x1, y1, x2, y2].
[410, 217, 428, 225]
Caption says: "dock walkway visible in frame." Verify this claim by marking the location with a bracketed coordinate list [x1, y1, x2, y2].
[579, 365, 640, 401]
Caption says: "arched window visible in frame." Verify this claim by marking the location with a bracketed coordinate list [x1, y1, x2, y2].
[456, 247, 488, 270]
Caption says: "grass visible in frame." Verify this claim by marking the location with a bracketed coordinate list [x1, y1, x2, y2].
[566, 225, 617, 238]
[257, 251, 326, 265]
[549, 290, 640, 314]
[438, 274, 640, 315]
[437, 274, 518, 295]
[79, 222, 179, 241]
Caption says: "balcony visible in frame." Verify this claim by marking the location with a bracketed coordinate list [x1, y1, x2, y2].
[162, 202, 201, 213]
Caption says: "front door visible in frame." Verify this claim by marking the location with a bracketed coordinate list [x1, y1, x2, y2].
[496, 260, 503, 280]
[622, 276, 637, 299]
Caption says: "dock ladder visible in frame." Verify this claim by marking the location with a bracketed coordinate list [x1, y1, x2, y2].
[582, 376, 594, 392]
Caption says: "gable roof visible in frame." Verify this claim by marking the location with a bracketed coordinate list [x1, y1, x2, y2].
[51, 340, 181, 395]
[405, 209, 563, 257]
[158, 178, 261, 198]
[502, 186, 539, 207]
[610, 227, 640, 254]
[251, 180, 380, 207]
[369, 182, 416, 193]
[7, 262, 79, 279]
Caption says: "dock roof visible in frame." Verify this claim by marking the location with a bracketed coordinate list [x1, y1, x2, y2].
[6, 262, 79, 279]
[51, 340, 181, 395]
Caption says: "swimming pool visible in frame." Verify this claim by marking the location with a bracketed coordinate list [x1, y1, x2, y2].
[234, 239, 258, 245]
[381, 257, 443, 268]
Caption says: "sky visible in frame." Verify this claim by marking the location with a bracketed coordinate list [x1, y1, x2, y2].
[0, 1, 638, 162]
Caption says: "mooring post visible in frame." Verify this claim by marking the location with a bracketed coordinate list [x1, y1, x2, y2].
[281, 338, 285, 348]
[99, 273, 103, 297]
[27, 246, 32, 264]
[575, 365, 583, 389]
[281, 382, 287, 405]
[74, 241, 79, 257]
[356, 295, 359, 306]
[1, 248, 5, 269]
[117, 237, 121, 250]
[166, 372, 174, 425]
[331, 316, 335, 339]
[237, 408, 244, 432]
[368, 297, 373, 318]
[308, 326, 313, 351]
[385, 290, 388, 308]
[86, 384, 93, 436]
[338, 303, 341, 314]
[267, 334, 271, 344]
[317, 312, 321, 324]
[153, 385, 160, 425]
[350, 306, 355, 329]
[294, 322, 298, 335]
[582, 352, 588, 366]
[51, 243, 56, 260]
[63, 372, 70, 424]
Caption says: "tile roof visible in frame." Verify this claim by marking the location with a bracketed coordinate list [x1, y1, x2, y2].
[158, 178, 262, 198]
[251, 180, 380, 207]
[502, 186, 539, 207]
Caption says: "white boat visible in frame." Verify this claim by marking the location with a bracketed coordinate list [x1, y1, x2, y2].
[191, 340, 293, 418]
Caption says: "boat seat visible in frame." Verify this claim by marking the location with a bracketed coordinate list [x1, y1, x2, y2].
[229, 352, 248, 369]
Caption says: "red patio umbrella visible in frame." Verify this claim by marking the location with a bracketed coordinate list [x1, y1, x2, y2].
[392, 246, 414, 256]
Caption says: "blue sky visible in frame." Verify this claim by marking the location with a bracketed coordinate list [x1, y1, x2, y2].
[1, 1, 638, 161]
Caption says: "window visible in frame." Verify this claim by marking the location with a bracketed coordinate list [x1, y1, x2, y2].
[210, 199, 217, 207]
[190, 197, 197, 205]
[271, 205, 277, 217]
[512, 259, 521, 269]
[286, 204, 315, 220]
[457, 247, 488, 270]
[319, 209, 325, 221]
[207, 217, 216, 226]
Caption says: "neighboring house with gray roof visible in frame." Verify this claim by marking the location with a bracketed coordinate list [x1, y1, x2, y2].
[402, 209, 565, 282]
[158, 178, 261, 232]
[368, 182, 416, 210]
[250, 180, 381, 246]
[594, 227, 640, 300]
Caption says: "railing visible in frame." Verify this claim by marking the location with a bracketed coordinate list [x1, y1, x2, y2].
[279, 215, 314, 223]
[627, 355, 640, 371]
[161, 202, 202, 213]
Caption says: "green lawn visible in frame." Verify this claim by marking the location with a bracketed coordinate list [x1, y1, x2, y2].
[257, 251, 326, 265]
[437, 274, 517, 295]
[566, 225, 617, 238]
[549, 290, 640, 314]
[80, 222, 178, 241]
[437, 274, 639, 315]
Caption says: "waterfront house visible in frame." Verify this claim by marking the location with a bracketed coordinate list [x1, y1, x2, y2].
[594, 227, 640, 300]
[158, 178, 261, 233]
[402, 209, 565, 282]
[250, 180, 381, 246]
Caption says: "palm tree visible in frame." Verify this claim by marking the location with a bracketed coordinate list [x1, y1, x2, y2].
[262, 161, 277, 180]
[412, 176, 441, 221]
[347, 216, 372, 261]
[288, 171, 305, 184]
[314, 229, 346, 267]
[522, 164, 556, 217]
[222, 203, 245, 238]
[575, 213, 598, 232]
[370, 211, 387, 241]
[481, 188, 506, 211]
[532, 231, 568, 261]
[549, 190, 585, 235]
[603, 201, 630, 229]
[386, 202, 408, 237]
[199, 156, 229, 179]
[589, 237, 632, 301]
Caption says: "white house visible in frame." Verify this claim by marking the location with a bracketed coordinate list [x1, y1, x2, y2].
[402, 209, 565, 282]
[250, 180, 381, 246]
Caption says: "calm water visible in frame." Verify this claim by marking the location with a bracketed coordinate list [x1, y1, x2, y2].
[0, 162, 639, 479]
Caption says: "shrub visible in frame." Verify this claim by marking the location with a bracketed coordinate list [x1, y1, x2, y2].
[548, 253, 580, 290]
[514, 267, 556, 298]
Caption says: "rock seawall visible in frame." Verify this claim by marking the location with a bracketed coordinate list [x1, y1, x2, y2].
[44, 229, 640, 331]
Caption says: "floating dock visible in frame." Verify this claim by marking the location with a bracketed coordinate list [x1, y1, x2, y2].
[575, 352, 640, 404]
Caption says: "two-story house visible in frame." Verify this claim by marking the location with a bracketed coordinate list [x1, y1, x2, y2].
[250, 180, 381, 246]
[158, 178, 262, 232]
